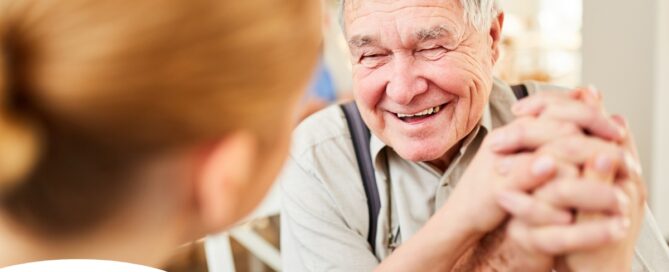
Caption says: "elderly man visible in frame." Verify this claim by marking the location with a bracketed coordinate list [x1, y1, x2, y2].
[281, 0, 669, 271]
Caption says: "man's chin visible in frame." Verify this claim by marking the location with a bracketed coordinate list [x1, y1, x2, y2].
[392, 145, 448, 163]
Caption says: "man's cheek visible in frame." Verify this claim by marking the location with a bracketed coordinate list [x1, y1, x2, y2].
[356, 80, 386, 108]
[425, 63, 478, 96]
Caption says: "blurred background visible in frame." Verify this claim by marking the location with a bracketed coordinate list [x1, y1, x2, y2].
[163, 0, 669, 271]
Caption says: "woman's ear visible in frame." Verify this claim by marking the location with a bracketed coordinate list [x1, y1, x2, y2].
[490, 11, 505, 63]
[194, 131, 257, 234]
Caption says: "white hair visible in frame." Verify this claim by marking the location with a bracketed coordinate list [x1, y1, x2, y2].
[339, 0, 500, 32]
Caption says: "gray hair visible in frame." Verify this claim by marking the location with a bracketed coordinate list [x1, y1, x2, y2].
[339, 0, 500, 32]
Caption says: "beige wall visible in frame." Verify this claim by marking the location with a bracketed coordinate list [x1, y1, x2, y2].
[582, 0, 668, 237]
[653, 0, 669, 237]
[582, 0, 655, 179]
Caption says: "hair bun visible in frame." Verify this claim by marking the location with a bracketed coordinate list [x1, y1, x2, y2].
[0, 32, 41, 195]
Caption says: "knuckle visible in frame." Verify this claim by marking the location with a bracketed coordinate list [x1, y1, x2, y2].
[564, 134, 584, 147]
[505, 118, 533, 146]
[484, 129, 504, 147]
[583, 105, 601, 124]
[558, 122, 581, 136]
[542, 233, 566, 255]
[512, 117, 533, 131]
[557, 135, 584, 158]
[550, 182, 571, 204]
[512, 200, 531, 217]
[558, 163, 579, 178]
[556, 185, 572, 203]
[589, 140, 621, 163]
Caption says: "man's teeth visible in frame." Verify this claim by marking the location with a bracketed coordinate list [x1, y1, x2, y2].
[397, 106, 441, 118]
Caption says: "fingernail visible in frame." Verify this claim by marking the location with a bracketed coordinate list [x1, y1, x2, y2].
[610, 217, 630, 240]
[615, 188, 630, 214]
[595, 154, 612, 172]
[491, 131, 509, 151]
[532, 156, 555, 176]
[587, 84, 600, 99]
[611, 115, 628, 128]
[617, 126, 627, 139]
[621, 150, 642, 176]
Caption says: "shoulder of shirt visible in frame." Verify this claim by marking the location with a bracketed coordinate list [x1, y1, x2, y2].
[290, 104, 351, 158]
[522, 80, 571, 95]
[489, 79, 573, 128]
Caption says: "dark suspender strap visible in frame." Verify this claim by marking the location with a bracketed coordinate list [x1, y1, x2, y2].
[340, 101, 381, 251]
[511, 84, 529, 100]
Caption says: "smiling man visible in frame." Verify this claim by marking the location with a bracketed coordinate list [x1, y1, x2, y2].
[346, 0, 497, 172]
[280, 0, 669, 271]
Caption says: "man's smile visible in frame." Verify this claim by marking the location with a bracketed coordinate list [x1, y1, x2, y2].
[389, 102, 450, 124]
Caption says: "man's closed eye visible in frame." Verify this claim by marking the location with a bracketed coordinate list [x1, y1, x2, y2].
[360, 53, 389, 68]
[417, 47, 448, 61]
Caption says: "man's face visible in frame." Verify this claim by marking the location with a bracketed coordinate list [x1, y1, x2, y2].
[345, 0, 499, 163]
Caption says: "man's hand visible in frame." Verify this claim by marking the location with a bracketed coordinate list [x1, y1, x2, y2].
[450, 87, 636, 271]
[443, 117, 579, 238]
[443, 116, 587, 271]
[454, 132, 631, 272]
[448, 86, 626, 235]
[496, 140, 632, 267]
[497, 89, 647, 271]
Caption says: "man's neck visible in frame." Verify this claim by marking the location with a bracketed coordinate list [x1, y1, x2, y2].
[427, 141, 464, 173]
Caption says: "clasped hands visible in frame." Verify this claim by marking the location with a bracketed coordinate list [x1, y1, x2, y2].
[447, 88, 645, 272]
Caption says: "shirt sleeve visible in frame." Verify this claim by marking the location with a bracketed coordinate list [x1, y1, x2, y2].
[280, 155, 379, 272]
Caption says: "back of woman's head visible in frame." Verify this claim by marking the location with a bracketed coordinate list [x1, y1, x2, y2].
[0, 0, 320, 235]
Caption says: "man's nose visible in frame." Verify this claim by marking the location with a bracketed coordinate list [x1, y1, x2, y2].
[386, 56, 428, 105]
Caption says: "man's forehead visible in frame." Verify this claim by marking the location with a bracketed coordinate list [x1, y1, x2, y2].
[348, 24, 456, 48]
[343, 0, 464, 40]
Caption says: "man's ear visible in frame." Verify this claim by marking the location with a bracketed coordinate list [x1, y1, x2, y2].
[195, 131, 257, 234]
[490, 11, 505, 63]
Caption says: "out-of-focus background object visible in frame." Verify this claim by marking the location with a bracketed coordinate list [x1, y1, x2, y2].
[494, 0, 582, 86]
[161, 0, 669, 271]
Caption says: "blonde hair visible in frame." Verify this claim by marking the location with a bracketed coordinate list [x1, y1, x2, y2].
[0, 0, 320, 234]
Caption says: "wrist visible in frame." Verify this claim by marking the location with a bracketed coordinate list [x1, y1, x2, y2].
[437, 200, 488, 239]
[432, 203, 487, 257]
[376, 202, 489, 272]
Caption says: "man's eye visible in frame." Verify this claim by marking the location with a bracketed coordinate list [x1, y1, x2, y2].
[418, 47, 448, 60]
[361, 53, 384, 60]
[359, 53, 387, 68]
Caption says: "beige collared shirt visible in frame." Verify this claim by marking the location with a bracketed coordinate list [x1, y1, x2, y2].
[280, 79, 669, 271]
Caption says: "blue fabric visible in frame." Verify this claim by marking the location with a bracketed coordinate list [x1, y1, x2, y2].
[308, 61, 337, 102]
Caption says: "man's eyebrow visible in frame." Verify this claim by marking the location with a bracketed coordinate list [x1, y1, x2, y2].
[348, 35, 376, 48]
[416, 25, 453, 42]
